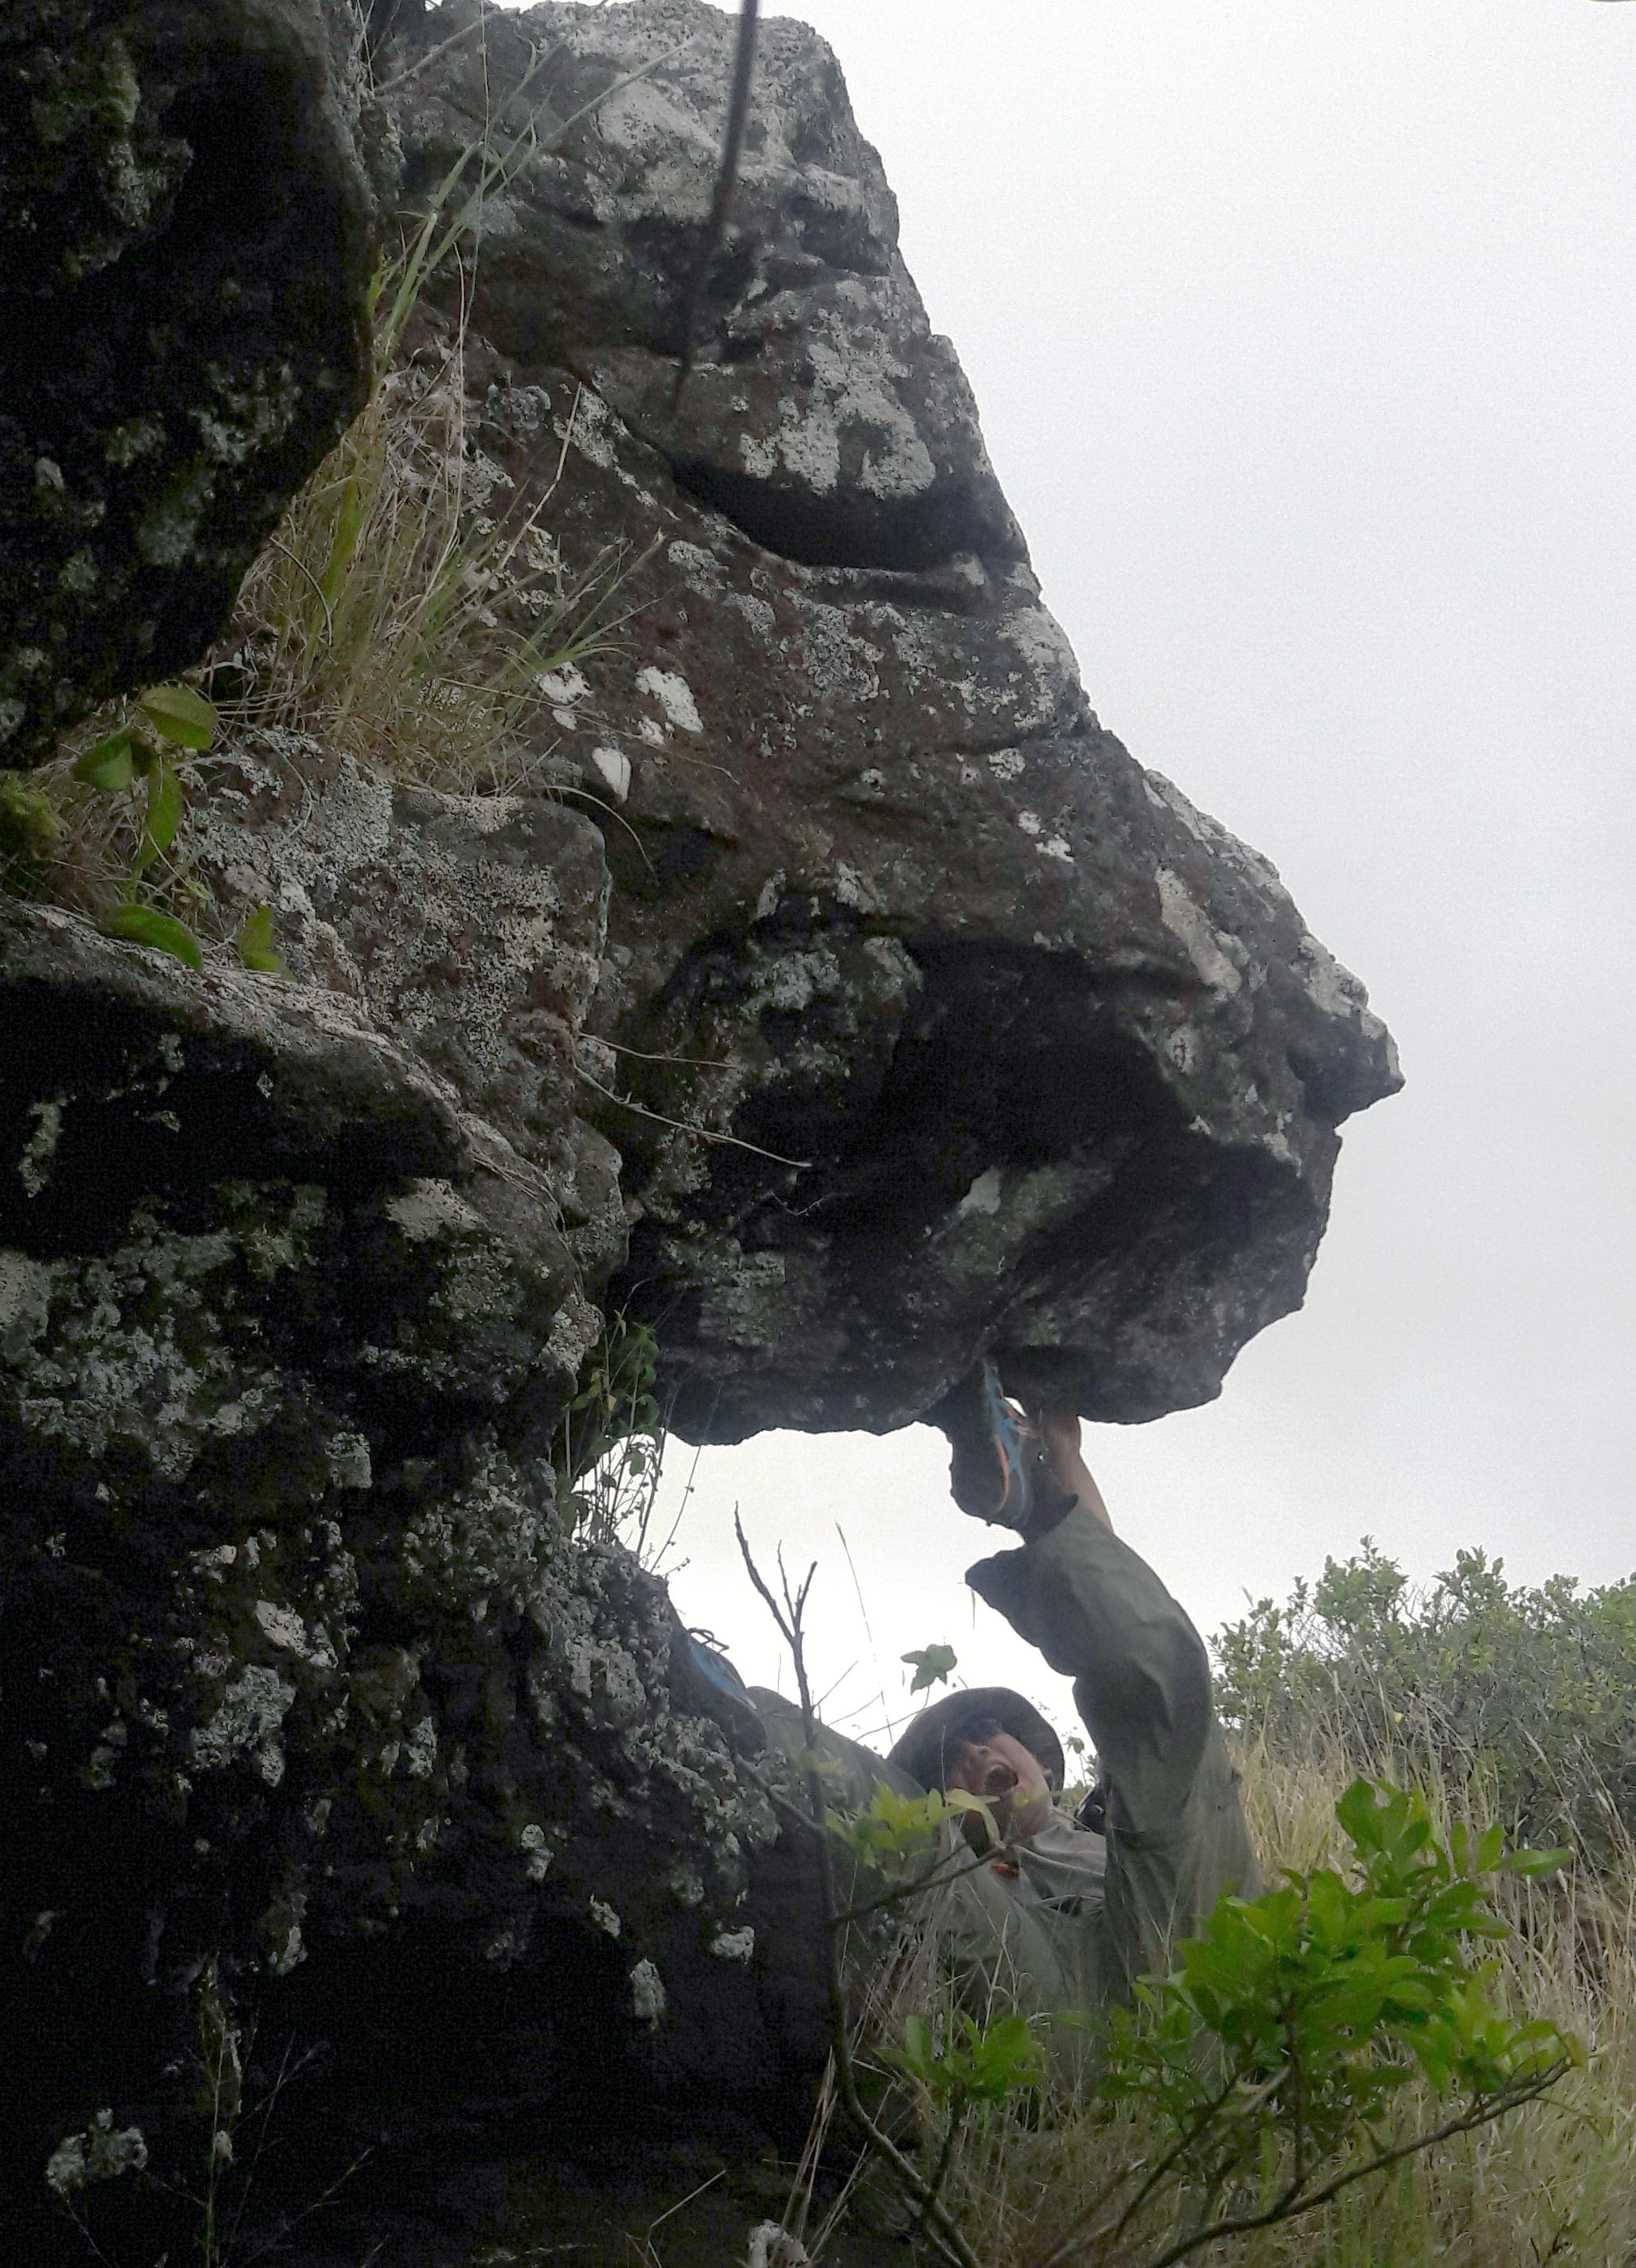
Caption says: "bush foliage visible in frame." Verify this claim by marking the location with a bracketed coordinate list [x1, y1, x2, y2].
[1212, 1540, 1636, 1866]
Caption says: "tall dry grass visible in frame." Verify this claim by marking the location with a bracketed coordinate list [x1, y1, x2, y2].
[844, 1738, 1636, 2268]
[4, 29, 651, 937]
[222, 299, 632, 796]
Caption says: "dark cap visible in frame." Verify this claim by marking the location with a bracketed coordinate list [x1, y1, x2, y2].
[886, 1686, 1065, 1794]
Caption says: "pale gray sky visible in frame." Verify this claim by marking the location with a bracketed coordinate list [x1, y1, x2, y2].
[505, 2, 1636, 1747]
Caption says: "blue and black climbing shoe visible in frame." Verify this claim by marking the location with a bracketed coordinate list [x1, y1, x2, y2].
[941, 1360, 1035, 1527]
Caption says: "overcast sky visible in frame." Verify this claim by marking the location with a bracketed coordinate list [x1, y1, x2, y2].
[523, 1, 1636, 1750]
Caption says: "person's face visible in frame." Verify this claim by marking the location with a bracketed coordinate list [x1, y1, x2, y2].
[945, 1730, 1054, 1845]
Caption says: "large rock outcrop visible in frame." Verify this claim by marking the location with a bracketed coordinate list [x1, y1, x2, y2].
[377, 0, 1398, 1437]
[0, 0, 1400, 2246]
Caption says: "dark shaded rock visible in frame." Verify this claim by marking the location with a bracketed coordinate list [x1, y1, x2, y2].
[0, 0, 379, 761]
[0, 903, 780, 2226]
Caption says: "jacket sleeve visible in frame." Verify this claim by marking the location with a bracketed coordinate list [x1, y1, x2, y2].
[965, 1506, 1214, 1836]
[966, 1506, 1261, 1996]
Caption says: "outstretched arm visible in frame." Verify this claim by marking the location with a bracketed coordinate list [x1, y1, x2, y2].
[964, 1414, 1213, 1836]
[964, 1399, 1263, 1983]
[1033, 1406, 1112, 1535]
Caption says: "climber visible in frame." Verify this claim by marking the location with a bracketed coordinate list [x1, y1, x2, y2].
[736, 1367, 1261, 2043]
[882, 1378, 1262, 2024]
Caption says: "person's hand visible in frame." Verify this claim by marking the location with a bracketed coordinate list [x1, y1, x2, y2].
[1034, 1405, 1082, 1488]
[1026, 1403, 1113, 1535]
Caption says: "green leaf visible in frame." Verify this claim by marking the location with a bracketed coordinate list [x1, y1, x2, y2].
[131, 757, 183, 874]
[942, 1786, 1000, 1846]
[1496, 1847, 1570, 1878]
[72, 730, 136, 792]
[100, 902, 202, 970]
[902, 1642, 958, 1695]
[137, 682, 216, 749]
[235, 901, 283, 974]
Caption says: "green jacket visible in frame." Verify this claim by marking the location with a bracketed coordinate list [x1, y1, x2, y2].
[932, 1505, 1262, 2027]
[750, 1504, 1259, 2047]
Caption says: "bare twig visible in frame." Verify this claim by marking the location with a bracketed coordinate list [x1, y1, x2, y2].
[733, 1515, 984, 2268]
[671, 0, 761, 414]
[572, 1056, 812, 1168]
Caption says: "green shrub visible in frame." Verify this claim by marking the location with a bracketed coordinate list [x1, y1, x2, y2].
[1213, 1541, 1636, 1866]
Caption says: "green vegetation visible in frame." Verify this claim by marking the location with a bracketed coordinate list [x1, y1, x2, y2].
[879, 1742, 1636, 2268]
[4, 24, 658, 964]
[820, 1774, 1579, 2268]
[710, 1551, 1636, 2268]
[68, 681, 233, 969]
[1214, 1539, 1636, 1865]
[551, 1313, 669, 1557]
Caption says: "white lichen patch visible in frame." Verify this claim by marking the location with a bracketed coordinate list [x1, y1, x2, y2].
[997, 601, 1082, 733]
[728, 590, 777, 639]
[384, 1179, 484, 1242]
[590, 746, 632, 801]
[536, 662, 589, 707]
[634, 666, 703, 734]
[18, 1097, 65, 1195]
[830, 861, 882, 913]
[562, 386, 622, 471]
[1155, 869, 1243, 997]
[45, 2112, 148, 2197]
[589, 1896, 622, 1938]
[190, 1664, 296, 1785]
[325, 1429, 372, 1491]
[3, 1213, 303, 1479]
[957, 1166, 1004, 1218]
[628, 1957, 667, 2027]
[135, 464, 214, 567]
[737, 311, 937, 505]
[709, 1926, 755, 1961]
[252, 1600, 337, 1670]
[189, 360, 299, 467]
[542, 1290, 603, 1378]
[665, 538, 724, 598]
[0, 1248, 53, 1355]
[796, 599, 883, 699]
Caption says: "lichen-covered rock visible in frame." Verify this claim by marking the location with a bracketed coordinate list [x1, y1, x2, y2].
[0, 0, 1403, 2235]
[383, 0, 1401, 1439]
[0, 0, 380, 760]
[0, 892, 777, 2215]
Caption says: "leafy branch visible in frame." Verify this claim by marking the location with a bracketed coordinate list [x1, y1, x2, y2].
[1033, 1779, 1579, 2267]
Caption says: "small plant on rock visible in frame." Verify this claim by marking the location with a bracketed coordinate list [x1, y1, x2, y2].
[553, 1314, 669, 1556]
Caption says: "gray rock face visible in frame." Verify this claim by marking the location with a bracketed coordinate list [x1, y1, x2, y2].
[0, 0, 379, 760]
[0, 0, 1400, 2230]
[0, 894, 780, 2208]
[385, 0, 1399, 1439]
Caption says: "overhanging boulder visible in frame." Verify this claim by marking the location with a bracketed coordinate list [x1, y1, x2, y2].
[383, 0, 1400, 1439]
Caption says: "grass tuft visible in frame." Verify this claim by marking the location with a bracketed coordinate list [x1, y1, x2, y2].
[221, 293, 635, 796]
